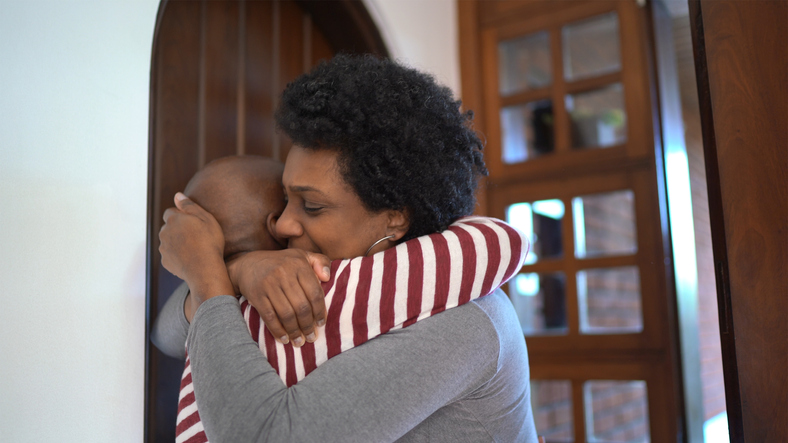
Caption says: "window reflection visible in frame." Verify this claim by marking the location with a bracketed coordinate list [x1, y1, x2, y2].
[578, 266, 643, 334]
[573, 190, 637, 258]
[567, 84, 627, 150]
[584, 380, 650, 443]
[501, 100, 554, 164]
[498, 31, 552, 95]
[507, 199, 564, 263]
[509, 272, 567, 336]
[563, 12, 621, 81]
[531, 380, 573, 442]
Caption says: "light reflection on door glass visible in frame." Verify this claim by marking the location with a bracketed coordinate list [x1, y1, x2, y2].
[509, 272, 568, 336]
[573, 190, 637, 258]
[566, 83, 627, 150]
[500, 100, 554, 164]
[507, 199, 565, 263]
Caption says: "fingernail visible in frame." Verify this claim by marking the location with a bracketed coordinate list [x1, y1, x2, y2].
[293, 336, 304, 347]
[175, 192, 187, 202]
[317, 319, 326, 327]
[306, 332, 316, 343]
[323, 266, 331, 279]
[279, 336, 289, 345]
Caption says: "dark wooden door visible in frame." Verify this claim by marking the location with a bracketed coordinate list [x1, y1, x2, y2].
[689, 1, 788, 441]
[144, 1, 386, 441]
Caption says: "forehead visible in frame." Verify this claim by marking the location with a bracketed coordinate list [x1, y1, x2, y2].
[282, 147, 342, 187]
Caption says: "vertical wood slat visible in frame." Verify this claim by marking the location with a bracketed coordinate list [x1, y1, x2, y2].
[271, 0, 282, 160]
[244, 0, 275, 158]
[202, 0, 240, 164]
[311, 19, 334, 65]
[277, 0, 306, 160]
[236, 0, 247, 155]
[147, 1, 378, 440]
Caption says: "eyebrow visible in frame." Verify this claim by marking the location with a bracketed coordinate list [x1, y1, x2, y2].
[286, 185, 327, 195]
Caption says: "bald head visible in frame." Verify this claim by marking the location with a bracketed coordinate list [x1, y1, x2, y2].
[184, 155, 285, 260]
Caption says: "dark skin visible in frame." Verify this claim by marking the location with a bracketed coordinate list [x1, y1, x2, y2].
[161, 156, 327, 345]
[159, 148, 409, 346]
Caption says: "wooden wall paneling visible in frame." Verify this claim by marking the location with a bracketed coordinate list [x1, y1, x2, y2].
[690, 0, 788, 440]
[147, 1, 393, 439]
[275, 0, 306, 161]
[297, 0, 388, 57]
[147, 2, 203, 441]
[244, 0, 275, 158]
[311, 18, 334, 66]
[202, 0, 240, 164]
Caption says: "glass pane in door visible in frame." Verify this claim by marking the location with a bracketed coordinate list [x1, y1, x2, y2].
[573, 190, 637, 258]
[501, 100, 555, 164]
[584, 380, 650, 442]
[508, 272, 568, 336]
[563, 12, 621, 81]
[566, 83, 627, 149]
[577, 266, 642, 334]
[507, 199, 565, 262]
[499, 31, 552, 95]
[532, 380, 573, 442]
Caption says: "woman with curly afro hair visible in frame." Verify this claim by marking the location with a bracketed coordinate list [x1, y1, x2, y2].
[157, 55, 538, 442]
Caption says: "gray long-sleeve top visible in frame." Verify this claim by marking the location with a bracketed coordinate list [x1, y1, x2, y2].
[152, 285, 538, 442]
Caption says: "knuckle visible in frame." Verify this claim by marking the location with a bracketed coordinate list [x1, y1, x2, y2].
[295, 303, 312, 318]
[280, 311, 296, 324]
[261, 310, 278, 324]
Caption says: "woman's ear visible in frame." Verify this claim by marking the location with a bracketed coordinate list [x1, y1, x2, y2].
[386, 210, 410, 241]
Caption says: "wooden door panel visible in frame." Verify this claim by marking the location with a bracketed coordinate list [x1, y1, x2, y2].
[145, 1, 387, 440]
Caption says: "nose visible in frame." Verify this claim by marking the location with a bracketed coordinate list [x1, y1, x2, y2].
[274, 202, 304, 240]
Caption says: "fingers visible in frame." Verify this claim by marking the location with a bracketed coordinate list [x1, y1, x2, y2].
[298, 268, 327, 328]
[255, 296, 290, 345]
[266, 285, 312, 347]
[174, 192, 209, 218]
[162, 207, 177, 224]
[305, 251, 332, 282]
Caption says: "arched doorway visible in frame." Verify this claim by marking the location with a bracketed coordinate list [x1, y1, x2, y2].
[145, 1, 387, 440]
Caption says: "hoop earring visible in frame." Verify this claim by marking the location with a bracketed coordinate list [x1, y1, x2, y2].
[365, 235, 395, 256]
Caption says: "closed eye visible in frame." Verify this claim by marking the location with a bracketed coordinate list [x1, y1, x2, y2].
[303, 204, 324, 214]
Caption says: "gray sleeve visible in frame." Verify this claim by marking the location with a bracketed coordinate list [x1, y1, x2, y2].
[150, 282, 190, 360]
[187, 295, 502, 443]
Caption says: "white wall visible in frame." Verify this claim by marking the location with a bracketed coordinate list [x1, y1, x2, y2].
[364, 0, 461, 97]
[0, 1, 158, 441]
[0, 1, 457, 441]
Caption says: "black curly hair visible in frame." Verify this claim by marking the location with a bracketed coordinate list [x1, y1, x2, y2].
[275, 54, 487, 241]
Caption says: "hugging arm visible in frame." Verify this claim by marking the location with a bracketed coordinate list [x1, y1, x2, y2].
[152, 215, 528, 358]
[188, 293, 503, 442]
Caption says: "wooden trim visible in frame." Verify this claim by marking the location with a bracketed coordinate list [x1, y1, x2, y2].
[144, 3, 169, 441]
[687, 1, 743, 440]
[565, 71, 621, 94]
[499, 87, 552, 108]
